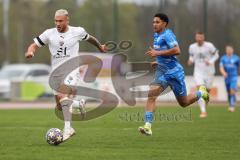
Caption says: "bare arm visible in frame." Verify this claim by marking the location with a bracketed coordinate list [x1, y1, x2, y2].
[151, 61, 158, 70]
[188, 59, 194, 66]
[155, 46, 180, 56]
[219, 66, 227, 78]
[145, 46, 180, 57]
[25, 43, 38, 59]
[87, 35, 107, 53]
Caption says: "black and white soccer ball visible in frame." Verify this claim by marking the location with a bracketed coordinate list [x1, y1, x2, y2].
[45, 128, 63, 145]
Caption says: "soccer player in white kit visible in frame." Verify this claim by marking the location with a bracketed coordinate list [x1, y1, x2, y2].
[188, 32, 219, 118]
[25, 9, 107, 141]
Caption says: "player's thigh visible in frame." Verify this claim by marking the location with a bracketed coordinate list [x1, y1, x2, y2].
[57, 84, 73, 96]
[64, 71, 79, 86]
[148, 85, 165, 98]
[169, 69, 187, 97]
[64, 71, 80, 97]
[169, 76, 188, 106]
[150, 69, 168, 98]
[51, 69, 78, 96]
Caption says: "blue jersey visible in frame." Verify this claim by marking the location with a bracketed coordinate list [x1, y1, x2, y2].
[152, 29, 187, 97]
[220, 54, 240, 78]
[153, 29, 180, 71]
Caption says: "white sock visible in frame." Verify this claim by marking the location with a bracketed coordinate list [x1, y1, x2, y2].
[64, 121, 71, 129]
[198, 98, 206, 113]
[60, 99, 73, 129]
[62, 105, 72, 129]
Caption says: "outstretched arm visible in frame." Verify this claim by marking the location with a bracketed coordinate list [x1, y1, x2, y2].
[25, 43, 38, 59]
[87, 35, 107, 53]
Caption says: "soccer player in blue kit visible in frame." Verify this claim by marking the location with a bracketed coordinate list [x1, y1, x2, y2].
[138, 13, 209, 136]
[220, 45, 240, 112]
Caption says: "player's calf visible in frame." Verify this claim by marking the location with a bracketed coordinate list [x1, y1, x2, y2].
[177, 98, 190, 108]
[176, 95, 198, 108]
[176, 85, 209, 108]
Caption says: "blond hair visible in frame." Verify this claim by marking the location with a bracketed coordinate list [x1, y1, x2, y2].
[55, 9, 69, 17]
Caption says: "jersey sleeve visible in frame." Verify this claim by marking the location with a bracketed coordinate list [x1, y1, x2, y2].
[33, 30, 49, 47]
[164, 30, 178, 49]
[208, 43, 219, 64]
[78, 27, 90, 41]
[188, 45, 194, 62]
[208, 43, 218, 55]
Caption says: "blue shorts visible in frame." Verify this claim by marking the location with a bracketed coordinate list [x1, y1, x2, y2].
[151, 65, 187, 97]
[225, 76, 238, 91]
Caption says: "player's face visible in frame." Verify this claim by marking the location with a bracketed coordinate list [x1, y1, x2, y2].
[226, 46, 234, 56]
[153, 17, 167, 33]
[195, 34, 205, 46]
[54, 15, 69, 33]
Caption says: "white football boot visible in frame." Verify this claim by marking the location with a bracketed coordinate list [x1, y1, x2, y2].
[228, 107, 235, 112]
[62, 127, 76, 141]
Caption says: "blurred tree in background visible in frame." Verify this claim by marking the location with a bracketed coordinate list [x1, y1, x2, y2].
[1, 0, 240, 75]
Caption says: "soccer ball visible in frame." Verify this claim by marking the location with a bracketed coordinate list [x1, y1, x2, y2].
[45, 128, 63, 145]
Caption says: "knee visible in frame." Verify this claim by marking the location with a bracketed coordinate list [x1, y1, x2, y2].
[230, 89, 236, 95]
[56, 103, 62, 111]
[148, 96, 157, 102]
[55, 94, 68, 110]
[178, 100, 188, 108]
[58, 85, 73, 95]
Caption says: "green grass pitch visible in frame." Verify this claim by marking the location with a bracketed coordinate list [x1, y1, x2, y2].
[0, 105, 239, 160]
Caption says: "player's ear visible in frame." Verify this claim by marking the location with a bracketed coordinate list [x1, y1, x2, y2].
[66, 16, 69, 24]
[164, 22, 168, 27]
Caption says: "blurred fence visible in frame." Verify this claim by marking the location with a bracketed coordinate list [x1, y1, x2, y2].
[0, 52, 234, 102]
[6, 75, 233, 103]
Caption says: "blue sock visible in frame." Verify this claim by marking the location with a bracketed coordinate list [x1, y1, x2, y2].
[233, 95, 236, 103]
[145, 111, 153, 124]
[230, 95, 236, 107]
[195, 91, 202, 100]
[228, 95, 231, 103]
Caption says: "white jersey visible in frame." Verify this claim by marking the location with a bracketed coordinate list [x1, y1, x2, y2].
[188, 41, 219, 77]
[33, 26, 89, 70]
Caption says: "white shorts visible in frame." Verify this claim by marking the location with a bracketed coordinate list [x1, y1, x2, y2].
[52, 73, 80, 95]
[194, 74, 214, 89]
[52, 67, 85, 95]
